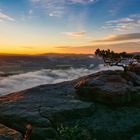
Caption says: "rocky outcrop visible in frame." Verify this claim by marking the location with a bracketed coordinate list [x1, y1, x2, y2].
[0, 81, 95, 140]
[0, 69, 140, 140]
[131, 63, 140, 75]
[75, 70, 140, 105]
[76, 103, 140, 140]
[0, 123, 23, 140]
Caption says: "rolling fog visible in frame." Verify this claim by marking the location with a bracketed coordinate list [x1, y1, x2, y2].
[0, 65, 123, 96]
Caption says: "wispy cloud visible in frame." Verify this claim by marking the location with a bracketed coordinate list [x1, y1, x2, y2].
[30, 0, 98, 17]
[55, 41, 140, 53]
[31, 0, 97, 4]
[31, 0, 65, 17]
[93, 33, 140, 43]
[68, 0, 98, 4]
[0, 12, 15, 22]
[48, 11, 64, 17]
[106, 18, 134, 24]
[63, 31, 86, 37]
[103, 14, 140, 31]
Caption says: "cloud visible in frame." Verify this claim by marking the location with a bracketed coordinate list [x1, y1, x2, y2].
[48, 11, 64, 17]
[31, 0, 65, 17]
[55, 41, 140, 54]
[93, 33, 140, 43]
[31, 0, 97, 4]
[31, 0, 40, 2]
[0, 12, 15, 22]
[0, 66, 122, 96]
[68, 0, 98, 4]
[30, 0, 98, 17]
[63, 31, 86, 37]
[103, 14, 140, 31]
[106, 18, 134, 24]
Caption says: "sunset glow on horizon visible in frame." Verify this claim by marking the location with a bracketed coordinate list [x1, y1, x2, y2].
[0, 0, 140, 54]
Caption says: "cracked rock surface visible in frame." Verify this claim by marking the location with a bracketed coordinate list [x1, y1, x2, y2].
[0, 79, 95, 139]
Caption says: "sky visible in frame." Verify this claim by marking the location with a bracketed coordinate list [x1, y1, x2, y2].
[0, 0, 140, 54]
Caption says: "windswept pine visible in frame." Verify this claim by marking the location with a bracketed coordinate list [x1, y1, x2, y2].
[95, 49, 140, 71]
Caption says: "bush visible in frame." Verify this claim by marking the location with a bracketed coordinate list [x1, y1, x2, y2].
[57, 124, 96, 140]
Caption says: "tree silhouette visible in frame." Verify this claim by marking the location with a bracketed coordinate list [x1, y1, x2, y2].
[95, 49, 139, 72]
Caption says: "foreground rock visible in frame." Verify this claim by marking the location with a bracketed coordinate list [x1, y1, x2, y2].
[0, 123, 23, 140]
[0, 70, 140, 140]
[131, 63, 140, 75]
[75, 70, 140, 105]
[0, 80, 95, 140]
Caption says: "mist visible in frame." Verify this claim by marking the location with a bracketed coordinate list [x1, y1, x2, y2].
[0, 65, 123, 96]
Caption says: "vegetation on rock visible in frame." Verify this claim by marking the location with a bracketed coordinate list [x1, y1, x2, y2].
[57, 124, 96, 140]
[95, 49, 140, 71]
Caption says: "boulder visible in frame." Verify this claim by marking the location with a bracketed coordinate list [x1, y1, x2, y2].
[75, 70, 140, 105]
[0, 123, 23, 140]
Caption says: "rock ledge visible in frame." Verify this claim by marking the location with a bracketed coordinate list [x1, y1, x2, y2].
[75, 70, 140, 105]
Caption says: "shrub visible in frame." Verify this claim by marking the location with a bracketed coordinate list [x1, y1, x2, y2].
[57, 124, 96, 140]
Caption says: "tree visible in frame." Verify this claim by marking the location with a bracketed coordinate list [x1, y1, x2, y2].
[95, 49, 138, 72]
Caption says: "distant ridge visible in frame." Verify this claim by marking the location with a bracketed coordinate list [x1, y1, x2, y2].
[0, 53, 95, 58]
[131, 52, 140, 55]
[0, 53, 32, 56]
[0, 52, 139, 56]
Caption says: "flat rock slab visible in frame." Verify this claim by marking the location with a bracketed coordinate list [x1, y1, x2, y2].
[0, 80, 95, 132]
[0, 123, 23, 140]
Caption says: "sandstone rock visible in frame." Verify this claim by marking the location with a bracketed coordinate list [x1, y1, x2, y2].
[75, 70, 140, 105]
[0, 123, 23, 140]
[0, 80, 95, 139]
[131, 63, 140, 75]
[1, 70, 140, 140]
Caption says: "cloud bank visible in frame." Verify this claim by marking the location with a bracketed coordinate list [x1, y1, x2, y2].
[103, 14, 140, 31]
[55, 41, 140, 54]
[0, 66, 122, 96]
[94, 33, 140, 43]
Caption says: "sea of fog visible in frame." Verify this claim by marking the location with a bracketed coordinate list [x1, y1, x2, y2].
[0, 65, 123, 96]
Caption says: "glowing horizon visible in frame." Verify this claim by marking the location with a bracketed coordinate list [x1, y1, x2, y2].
[0, 0, 140, 54]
